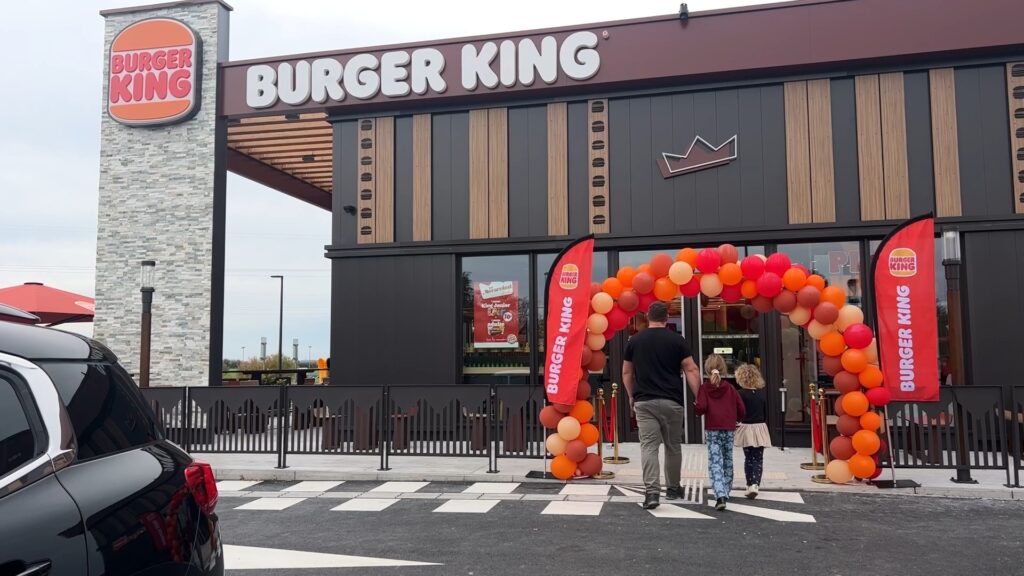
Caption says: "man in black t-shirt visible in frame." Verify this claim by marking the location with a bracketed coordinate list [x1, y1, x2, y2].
[623, 301, 701, 509]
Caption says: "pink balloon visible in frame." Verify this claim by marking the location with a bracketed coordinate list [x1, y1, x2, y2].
[844, 323, 874, 349]
[720, 283, 743, 303]
[765, 253, 792, 277]
[756, 273, 783, 298]
[632, 272, 654, 295]
[695, 249, 721, 274]
[740, 255, 765, 280]
[606, 306, 629, 332]
[866, 387, 892, 407]
[618, 290, 639, 312]
[718, 244, 739, 264]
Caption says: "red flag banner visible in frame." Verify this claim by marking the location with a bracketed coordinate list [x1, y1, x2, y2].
[872, 214, 939, 402]
[543, 236, 595, 405]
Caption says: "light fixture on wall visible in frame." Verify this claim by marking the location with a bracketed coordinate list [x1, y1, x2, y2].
[679, 3, 689, 20]
[343, 205, 357, 215]
[302, 154, 315, 162]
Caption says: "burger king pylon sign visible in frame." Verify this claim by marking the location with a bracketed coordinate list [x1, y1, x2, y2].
[108, 18, 201, 126]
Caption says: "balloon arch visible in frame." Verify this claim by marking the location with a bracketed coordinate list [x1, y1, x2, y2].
[538, 243, 890, 484]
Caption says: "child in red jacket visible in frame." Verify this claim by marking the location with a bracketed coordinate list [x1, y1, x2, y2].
[694, 354, 746, 510]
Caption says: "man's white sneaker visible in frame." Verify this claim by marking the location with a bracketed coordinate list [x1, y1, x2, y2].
[747, 484, 759, 499]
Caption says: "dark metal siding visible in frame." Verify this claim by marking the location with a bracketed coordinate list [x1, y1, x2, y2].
[333, 120, 358, 246]
[760, 84, 789, 227]
[431, 112, 470, 241]
[956, 66, 1013, 217]
[964, 230, 1024, 391]
[567, 101, 589, 237]
[508, 105, 548, 238]
[831, 77, 862, 223]
[394, 115, 414, 243]
[903, 71, 935, 217]
[609, 98, 632, 236]
[330, 254, 458, 385]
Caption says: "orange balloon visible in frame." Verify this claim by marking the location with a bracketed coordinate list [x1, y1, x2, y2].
[637, 264, 651, 275]
[569, 400, 595, 423]
[782, 268, 808, 292]
[601, 277, 624, 299]
[578, 422, 599, 446]
[551, 454, 577, 480]
[821, 285, 846, 308]
[719, 262, 743, 286]
[853, 430, 881, 455]
[616, 266, 636, 290]
[818, 332, 847, 357]
[654, 276, 678, 302]
[848, 453, 876, 478]
[740, 280, 759, 300]
[650, 253, 674, 278]
[859, 365, 884, 389]
[806, 274, 826, 291]
[859, 411, 882, 432]
[841, 348, 869, 374]
[676, 248, 699, 268]
[842, 391, 869, 417]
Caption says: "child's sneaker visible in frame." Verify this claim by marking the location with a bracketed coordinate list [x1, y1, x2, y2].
[747, 484, 759, 499]
[715, 497, 727, 510]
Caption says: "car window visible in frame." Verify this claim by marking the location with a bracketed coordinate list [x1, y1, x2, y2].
[0, 374, 41, 478]
[39, 362, 160, 460]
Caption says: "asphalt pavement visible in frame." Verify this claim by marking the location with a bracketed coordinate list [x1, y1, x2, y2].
[215, 480, 1024, 575]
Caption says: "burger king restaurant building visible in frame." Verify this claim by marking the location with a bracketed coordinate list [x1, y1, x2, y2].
[95, 0, 1024, 445]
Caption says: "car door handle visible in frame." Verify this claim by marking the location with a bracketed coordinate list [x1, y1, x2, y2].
[17, 561, 52, 576]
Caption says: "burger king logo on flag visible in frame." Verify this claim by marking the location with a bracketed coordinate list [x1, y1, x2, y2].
[558, 264, 580, 290]
[887, 247, 918, 278]
[108, 18, 201, 126]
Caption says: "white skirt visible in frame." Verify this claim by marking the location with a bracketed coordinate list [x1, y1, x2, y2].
[734, 422, 772, 448]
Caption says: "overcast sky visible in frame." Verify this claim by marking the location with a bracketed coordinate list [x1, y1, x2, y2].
[0, 0, 776, 362]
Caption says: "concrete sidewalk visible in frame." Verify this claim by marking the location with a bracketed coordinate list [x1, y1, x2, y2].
[199, 442, 1022, 500]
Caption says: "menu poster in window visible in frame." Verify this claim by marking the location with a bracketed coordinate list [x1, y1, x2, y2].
[473, 281, 520, 349]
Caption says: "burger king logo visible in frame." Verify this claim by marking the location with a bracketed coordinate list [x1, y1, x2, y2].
[888, 247, 918, 278]
[558, 264, 580, 290]
[108, 18, 201, 126]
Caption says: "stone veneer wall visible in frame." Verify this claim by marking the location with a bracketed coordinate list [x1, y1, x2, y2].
[94, 1, 229, 387]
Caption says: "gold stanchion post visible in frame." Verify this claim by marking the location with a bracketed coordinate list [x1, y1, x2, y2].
[593, 388, 615, 479]
[800, 382, 824, 470]
[811, 387, 833, 484]
[603, 383, 631, 465]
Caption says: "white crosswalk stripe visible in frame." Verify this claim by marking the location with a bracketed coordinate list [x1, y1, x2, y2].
[560, 484, 609, 496]
[541, 501, 603, 516]
[712, 489, 805, 504]
[646, 503, 714, 519]
[284, 481, 345, 492]
[332, 498, 399, 512]
[235, 497, 306, 511]
[463, 482, 520, 494]
[707, 500, 816, 523]
[217, 480, 260, 492]
[434, 499, 500, 513]
[371, 481, 429, 493]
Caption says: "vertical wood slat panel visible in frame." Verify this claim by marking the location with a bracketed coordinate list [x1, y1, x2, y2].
[807, 79, 836, 223]
[588, 99, 610, 234]
[412, 114, 432, 241]
[487, 108, 508, 238]
[1007, 63, 1024, 214]
[784, 81, 812, 224]
[856, 75, 886, 220]
[356, 118, 376, 244]
[547, 102, 569, 236]
[880, 72, 910, 219]
[930, 68, 963, 217]
[468, 109, 489, 239]
[374, 117, 395, 243]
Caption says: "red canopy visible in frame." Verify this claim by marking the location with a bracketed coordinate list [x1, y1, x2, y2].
[0, 282, 95, 326]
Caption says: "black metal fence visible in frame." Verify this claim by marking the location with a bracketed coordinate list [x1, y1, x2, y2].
[1012, 386, 1024, 488]
[141, 383, 549, 472]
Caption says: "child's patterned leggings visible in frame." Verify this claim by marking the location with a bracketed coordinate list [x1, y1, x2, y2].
[743, 446, 765, 486]
[706, 430, 735, 499]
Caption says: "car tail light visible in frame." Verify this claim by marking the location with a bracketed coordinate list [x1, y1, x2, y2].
[185, 460, 218, 515]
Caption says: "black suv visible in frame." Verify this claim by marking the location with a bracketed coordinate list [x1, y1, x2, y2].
[0, 320, 222, 576]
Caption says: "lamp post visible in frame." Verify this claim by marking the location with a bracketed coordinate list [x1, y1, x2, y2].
[139, 260, 156, 388]
[308, 345, 312, 367]
[943, 229, 975, 484]
[241, 346, 246, 362]
[271, 275, 284, 371]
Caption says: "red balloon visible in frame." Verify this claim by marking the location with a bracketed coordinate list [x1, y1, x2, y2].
[586, 350, 606, 372]
[837, 413, 862, 436]
[834, 371, 861, 394]
[539, 406, 562, 428]
[718, 244, 739, 264]
[796, 286, 821, 309]
[590, 282, 602, 297]
[868, 466, 883, 480]
[632, 272, 654, 294]
[576, 379, 592, 400]
[603, 328, 615, 341]
[564, 439, 588, 462]
[679, 278, 701, 298]
[830, 435, 856, 460]
[638, 292, 656, 312]
[773, 290, 797, 313]
[618, 290, 639, 312]
[580, 347, 592, 367]
[834, 397, 846, 416]
[866, 387, 892, 407]
[740, 255, 765, 281]
[579, 453, 602, 476]
[756, 273, 783, 298]
[606, 306, 629, 332]
[720, 283, 743, 303]
[695, 248, 721, 274]
[843, 323, 874, 349]
[752, 295, 774, 313]
[813, 302, 840, 325]
[650, 253, 674, 278]
[822, 355, 844, 377]
[765, 253, 792, 277]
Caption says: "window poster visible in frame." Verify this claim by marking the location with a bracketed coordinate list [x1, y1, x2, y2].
[473, 281, 519, 349]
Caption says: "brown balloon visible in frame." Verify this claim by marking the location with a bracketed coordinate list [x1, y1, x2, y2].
[813, 302, 840, 325]
[586, 349, 607, 372]
[797, 285, 822, 309]
[834, 398, 846, 416]
[752, 295, 774, 313]
[834, 371, 861, 394]
[773, 290, 797, 313]
[822, 355, 844, 377]
[579, 453, 602, 476]
[830, 435, 856, 460]
[553, 403, 575, 414]
[564, 439, 588, 463]
[618, 290, 639, 312]
[576, 379, 592, 400]
[580, 347, 593, 368]
[837, 413, 862, 436]
[539, 406, 563, 428]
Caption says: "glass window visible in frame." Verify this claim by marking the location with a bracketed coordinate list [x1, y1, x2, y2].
[0, 374, 40, 477]
[462, 255, 530, 381]
[40, 362, 160, 460]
